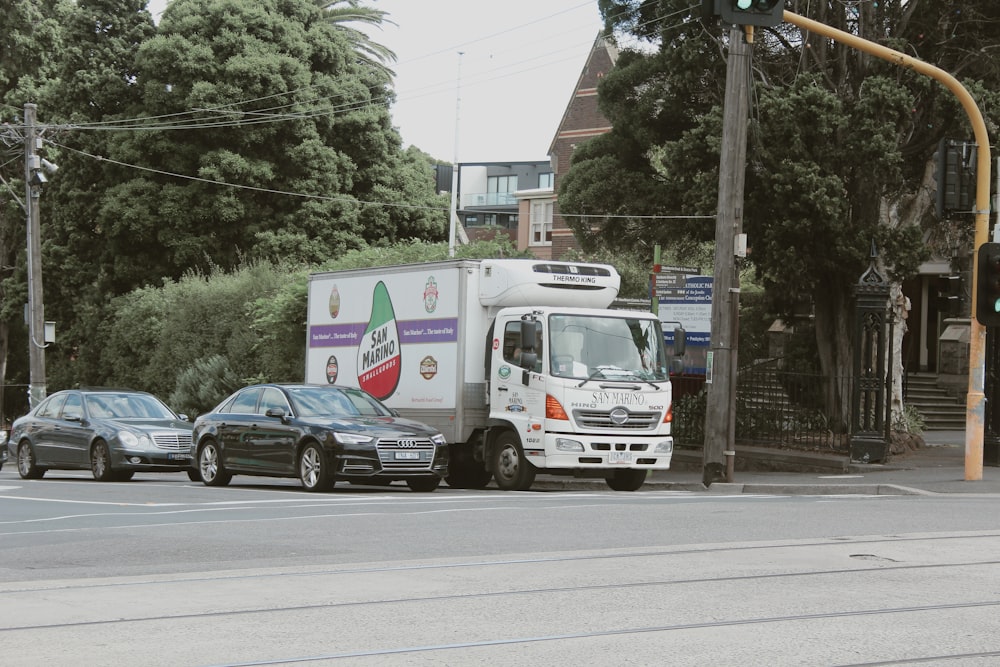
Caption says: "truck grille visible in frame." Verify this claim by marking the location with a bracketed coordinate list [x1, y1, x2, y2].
[376, 438, 436, 469]
[152, 432, 192, 451]
[573, 409, 660, 430]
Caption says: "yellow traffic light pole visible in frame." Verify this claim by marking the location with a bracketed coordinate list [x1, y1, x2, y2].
[783, 10, 992, 480]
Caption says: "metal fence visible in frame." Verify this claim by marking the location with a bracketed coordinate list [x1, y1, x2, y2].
[672, 360, 853, 453]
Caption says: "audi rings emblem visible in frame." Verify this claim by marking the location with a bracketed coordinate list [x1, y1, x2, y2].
[397, 439, 418, 448]
[609, 408, 630, 425]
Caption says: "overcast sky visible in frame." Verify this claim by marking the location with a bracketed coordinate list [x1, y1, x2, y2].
[147, 0, 605, 163]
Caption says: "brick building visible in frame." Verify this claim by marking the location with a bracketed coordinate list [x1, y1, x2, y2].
[546, 34, 618, 258]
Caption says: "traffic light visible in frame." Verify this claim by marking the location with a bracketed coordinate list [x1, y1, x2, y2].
[935, 139, 975, 218]
[936, 274, 963, 318]
[976, 243, 1000, 327]
[720, 0, 785, 27]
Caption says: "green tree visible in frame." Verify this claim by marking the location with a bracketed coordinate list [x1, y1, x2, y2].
[37, 0, 158, 391]
[562, 0, 1000, 429]
[0, 0, 67, 417]
[32, 0, 446, 392]
[313, 0, 397, 77]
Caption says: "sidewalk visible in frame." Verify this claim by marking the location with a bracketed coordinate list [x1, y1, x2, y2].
[532, 430, 1000, 495]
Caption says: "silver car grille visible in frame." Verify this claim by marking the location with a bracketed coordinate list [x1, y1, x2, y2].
[376, 438, 435, 469]
[573, 409, 661, 430]
[152, 432, 192, 451]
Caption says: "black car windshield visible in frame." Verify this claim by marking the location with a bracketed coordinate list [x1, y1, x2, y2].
[85, 393, 176, 420]
[287, 386, 393, 418]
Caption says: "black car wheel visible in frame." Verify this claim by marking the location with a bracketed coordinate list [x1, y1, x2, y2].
[299, 443, 334, 492]
[492, 431, 536, 491]
[186, 468, 200, 482]
[406, 476, 441, 492]
[91, 441, 114, 482]
[199, 440, 232, 486]
[17, 441, 45, 479]
[605, 469, 647, 492]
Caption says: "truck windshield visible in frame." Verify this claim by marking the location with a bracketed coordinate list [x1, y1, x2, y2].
[548, 314, 669, 382]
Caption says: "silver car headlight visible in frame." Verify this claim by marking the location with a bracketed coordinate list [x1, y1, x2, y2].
[431, 433, 446, 446]
[333, 432, 374, 445]
[118, 431, 152, 448]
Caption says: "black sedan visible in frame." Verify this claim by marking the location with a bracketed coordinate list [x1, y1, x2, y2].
[9, 389, 194, 481]
[190, 384, 449, 492]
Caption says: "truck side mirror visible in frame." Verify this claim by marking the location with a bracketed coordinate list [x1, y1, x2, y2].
[673, 326, 686, 357]
[520, 320, 538, 351]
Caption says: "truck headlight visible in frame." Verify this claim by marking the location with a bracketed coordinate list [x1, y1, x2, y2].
[555, 438, 584, 452]
[654, 439, 673, 454]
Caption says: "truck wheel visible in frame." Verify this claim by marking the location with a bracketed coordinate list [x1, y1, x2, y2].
[606, 469, 647, 491]
[492, 432, 536, 491]
[445, 459, 492, 489]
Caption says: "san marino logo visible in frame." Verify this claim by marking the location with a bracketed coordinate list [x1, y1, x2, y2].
[357, 281, 401, 400]
[328, 285, 340, 318]
[423, 276, 438, 313]
[498, 365, 511, 380]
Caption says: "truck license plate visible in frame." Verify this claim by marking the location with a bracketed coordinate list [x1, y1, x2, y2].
[395, 451, 420, 460]
[609, 451, 632, 464]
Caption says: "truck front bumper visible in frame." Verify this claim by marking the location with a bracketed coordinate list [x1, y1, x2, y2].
[524, 433, 673, 470]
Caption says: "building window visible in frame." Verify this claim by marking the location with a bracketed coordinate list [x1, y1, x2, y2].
[488, 175, 518, 194]
[464, 214, 479, 225]
[530, 201, 553, 246]
[485, 175, 518, 205]
[539, 172, 554, 189]
[483, 214, 497, 226]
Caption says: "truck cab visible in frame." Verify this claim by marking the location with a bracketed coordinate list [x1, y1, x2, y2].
[486, 306, 674, 491]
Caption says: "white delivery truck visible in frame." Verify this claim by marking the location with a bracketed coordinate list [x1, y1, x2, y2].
[305, 259, 677, 491]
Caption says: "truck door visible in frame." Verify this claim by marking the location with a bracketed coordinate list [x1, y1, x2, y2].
[492, 318, 546, 447]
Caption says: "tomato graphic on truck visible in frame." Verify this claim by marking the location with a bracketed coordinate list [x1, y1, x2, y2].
[356, 281, 401, 400]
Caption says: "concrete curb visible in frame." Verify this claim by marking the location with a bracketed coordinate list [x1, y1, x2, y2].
[528, 479, 932, 495]
[706, 482, 930, 496]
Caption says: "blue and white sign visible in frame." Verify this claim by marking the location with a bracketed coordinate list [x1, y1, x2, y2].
[658, 274, 713, 374]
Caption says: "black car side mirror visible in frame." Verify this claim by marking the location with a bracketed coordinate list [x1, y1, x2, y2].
[265, 407, 287, 420]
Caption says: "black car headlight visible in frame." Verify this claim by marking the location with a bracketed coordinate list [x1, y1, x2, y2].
[333, 432, 374, 445]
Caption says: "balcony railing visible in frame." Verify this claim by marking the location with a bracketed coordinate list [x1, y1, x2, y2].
[461, 192, 517, 207]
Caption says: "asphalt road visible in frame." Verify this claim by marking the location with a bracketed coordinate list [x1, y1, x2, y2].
[2, 468, 999, 666]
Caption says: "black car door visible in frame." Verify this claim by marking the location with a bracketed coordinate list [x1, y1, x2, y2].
[246, 387, 299, 475]
[219, 387, 261, 470]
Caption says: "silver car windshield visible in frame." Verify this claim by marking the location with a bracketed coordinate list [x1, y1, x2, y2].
[549, 314, 669, 382]
[85, 394, 176, 420]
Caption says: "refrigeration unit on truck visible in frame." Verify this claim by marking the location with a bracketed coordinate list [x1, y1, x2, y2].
[305, 259, 676, 492]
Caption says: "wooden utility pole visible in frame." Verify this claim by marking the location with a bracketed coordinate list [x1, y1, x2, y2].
[703, 26, 751, 485]
[24, 103, 46, 407]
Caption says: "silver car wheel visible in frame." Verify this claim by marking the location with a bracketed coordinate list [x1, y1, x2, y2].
[300, 446, 322, 488]
[200, 444, 219, 481]
[198, 440, 231, 486]
[298, 443, 332, 492]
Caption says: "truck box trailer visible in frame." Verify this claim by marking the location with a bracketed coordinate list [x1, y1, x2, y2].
[306, 258, 675, 491]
